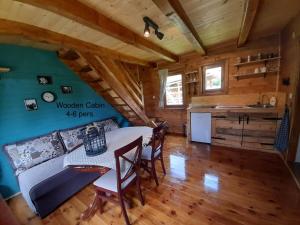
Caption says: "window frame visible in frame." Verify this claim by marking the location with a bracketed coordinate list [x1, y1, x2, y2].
[202, 61, 226, 95]
[164, 73, 185, 108]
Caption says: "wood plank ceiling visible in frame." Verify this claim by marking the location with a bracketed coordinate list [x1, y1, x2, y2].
[0, 0, 299, 63]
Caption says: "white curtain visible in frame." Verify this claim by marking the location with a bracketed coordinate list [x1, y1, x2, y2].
[158, 69, 168, 108]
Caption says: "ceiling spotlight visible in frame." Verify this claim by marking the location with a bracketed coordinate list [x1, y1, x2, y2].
[144, 23, 150, 38]
[155, 30, 164, 40]
[143, 16, 164, 40]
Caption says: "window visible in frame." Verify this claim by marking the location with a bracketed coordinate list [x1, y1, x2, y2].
[202, 62, 225, 93]
[165, 74, 183, 106]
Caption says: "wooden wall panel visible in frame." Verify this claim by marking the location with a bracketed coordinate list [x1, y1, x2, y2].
[280, 14, 300, 95]
[142, 35, 280, 135]
[191, 92, 286, 109]
[141, 67, 187, 134]
[280, 13, 300, 161]
[181, 35, 280, 97]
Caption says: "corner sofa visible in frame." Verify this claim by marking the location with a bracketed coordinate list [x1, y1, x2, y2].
[3, 117, 120, 218]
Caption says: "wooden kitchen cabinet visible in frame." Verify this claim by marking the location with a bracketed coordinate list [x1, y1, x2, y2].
[212, 111, 279, 151]
[212, 112, 244, 149]
[242, 112, 278, 151]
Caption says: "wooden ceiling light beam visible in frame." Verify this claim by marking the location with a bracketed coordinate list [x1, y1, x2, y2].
[237, 0, 260, 47]
[0, 19, 150, 66]
[153, 0, 206, 55]
[15, 0, 179, 62]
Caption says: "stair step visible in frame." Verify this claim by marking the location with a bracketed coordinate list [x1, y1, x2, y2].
[115, 105, 131, 111]
[87, 78, 102, 83]
[118, 109, 132, 115]
[100, 88, 112, 93]
[79, 65, 93, 73]
[114, 103, 127, 106]
[59, 50, 80, 60]
[127, 116, 137, 119]
[92, 78, 102, 83]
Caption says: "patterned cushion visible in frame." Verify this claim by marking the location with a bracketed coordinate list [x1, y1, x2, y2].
[93, 118, 119, 133]
[4, 132, 64, 175]
[59, 124, 88, 152]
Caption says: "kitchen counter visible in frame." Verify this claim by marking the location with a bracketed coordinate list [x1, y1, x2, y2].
[187, 105, 283, 152]
[187, 106, 283, 114]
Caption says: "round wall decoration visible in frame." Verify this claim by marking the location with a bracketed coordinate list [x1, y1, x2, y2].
[41, 91, 56, 103]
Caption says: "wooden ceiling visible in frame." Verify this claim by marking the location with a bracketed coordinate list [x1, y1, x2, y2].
[0, 0, 299, 64]
[250, 0, 300, 39]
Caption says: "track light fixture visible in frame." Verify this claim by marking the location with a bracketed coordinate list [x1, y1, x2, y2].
[144, 23, 150, 38]
[143, 16, 164, 40]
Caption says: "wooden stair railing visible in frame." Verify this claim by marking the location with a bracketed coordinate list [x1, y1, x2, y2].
[58, 49, 152, 126]
[116, 62, 144, 107]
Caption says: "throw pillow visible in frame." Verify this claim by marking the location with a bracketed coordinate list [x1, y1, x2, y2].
[93, 118, 119, 133]
[4, 132, 64, 175]
[59, 124, 88, 152]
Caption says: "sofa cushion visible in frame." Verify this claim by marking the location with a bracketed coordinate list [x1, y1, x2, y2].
[4, 132, 64, 175]
[59, 123, 90, 153]
[93, 118, 119, 133]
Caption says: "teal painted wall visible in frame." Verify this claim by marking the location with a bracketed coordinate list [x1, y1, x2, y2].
[0, 44, 129, 198]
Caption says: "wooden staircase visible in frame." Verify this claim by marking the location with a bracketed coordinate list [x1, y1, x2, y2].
[58, 49, 153, 126]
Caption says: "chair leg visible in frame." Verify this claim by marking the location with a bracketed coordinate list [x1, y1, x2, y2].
[151, 160, 159, 186]
[119, 193, 131, 225]
[136, 177, 145, 205]
[160, 155, 166, 175]
[97, 191, 103, 214]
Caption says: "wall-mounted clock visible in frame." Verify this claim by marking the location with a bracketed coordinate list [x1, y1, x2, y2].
[41, 91, 56, 103]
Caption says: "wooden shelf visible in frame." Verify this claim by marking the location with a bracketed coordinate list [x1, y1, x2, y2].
[234, 57, 280, 67]
[233, 71, 279, 80]
[186, 80, 200, 84]
[185, 70, 198, 74]
[0, 67, 10, 73]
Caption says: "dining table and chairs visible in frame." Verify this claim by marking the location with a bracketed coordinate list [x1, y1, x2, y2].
[63, 122, 168, 225]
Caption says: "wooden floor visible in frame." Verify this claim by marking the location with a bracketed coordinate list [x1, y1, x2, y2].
[8, 135, 300, 225]
[289, 162, 300, 187]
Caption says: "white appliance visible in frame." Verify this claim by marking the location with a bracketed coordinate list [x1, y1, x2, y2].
[191, 112, 211, 143]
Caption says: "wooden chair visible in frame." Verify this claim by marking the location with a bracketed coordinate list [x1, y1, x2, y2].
[141, 121, 168, 186]
[93, 136, 144, 225]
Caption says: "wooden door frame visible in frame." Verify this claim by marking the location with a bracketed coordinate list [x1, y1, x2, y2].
[287, 39, 300, 162]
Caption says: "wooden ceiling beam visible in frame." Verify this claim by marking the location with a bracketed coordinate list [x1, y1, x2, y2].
[237, 0, 260, 47]
[15, 0, 179, 62]
[153, 0, 206, 55]
[0, 19, 150, 66]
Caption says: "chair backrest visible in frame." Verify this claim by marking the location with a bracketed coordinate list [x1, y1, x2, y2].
[151, 121, 168, 159]
[114, 136, 143, 191]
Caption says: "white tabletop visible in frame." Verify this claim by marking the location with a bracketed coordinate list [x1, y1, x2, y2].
[63, 126, 153, 170]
